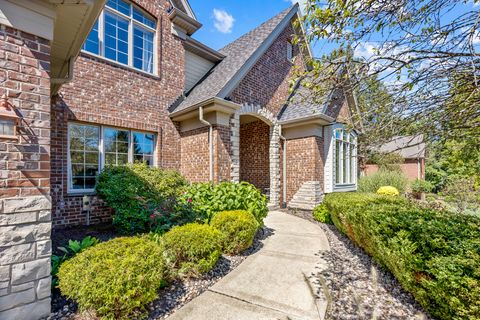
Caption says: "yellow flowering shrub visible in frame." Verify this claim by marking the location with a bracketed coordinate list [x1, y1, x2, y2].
[377, 186, 400, 196]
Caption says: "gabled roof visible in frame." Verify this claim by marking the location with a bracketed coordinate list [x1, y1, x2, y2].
[170, 4, 301, 115]
[378, 135, 426, 159]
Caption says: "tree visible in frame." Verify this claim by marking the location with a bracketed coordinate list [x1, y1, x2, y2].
[294, 0, 480, 144]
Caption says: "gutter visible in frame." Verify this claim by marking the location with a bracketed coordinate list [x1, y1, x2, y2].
[199, 106, 214, 181]
[279, 113, 335, 126]
[170, 97, 240, 120]
[51, 57, 75, 84]
[279, 125, 287, 208]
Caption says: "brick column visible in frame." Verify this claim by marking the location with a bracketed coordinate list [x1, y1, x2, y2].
[0, 26, 52, 319]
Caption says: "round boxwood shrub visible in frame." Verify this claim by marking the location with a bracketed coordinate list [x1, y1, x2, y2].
[161, 223, 223, 277]
[377, 186, 400, 196]
[58, 237, 165, 320]
[313, 203, 332, 224]
[210, 210, 259, 255]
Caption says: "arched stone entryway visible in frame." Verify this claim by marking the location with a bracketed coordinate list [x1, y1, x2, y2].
[230, 104, 280, 207]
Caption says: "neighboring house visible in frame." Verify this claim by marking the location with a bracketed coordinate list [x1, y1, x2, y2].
[0, 1, 358, 318]
[363, 135, 426, 180]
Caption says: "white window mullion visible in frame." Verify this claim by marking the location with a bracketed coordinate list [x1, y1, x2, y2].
[128, 130, 133, 164]
[99, 126, 105, 171]
[128, 18, 133, 67]
[99, 12, 105, 56]
[339, 141, 344, 184]
[346, 141, 350, 184]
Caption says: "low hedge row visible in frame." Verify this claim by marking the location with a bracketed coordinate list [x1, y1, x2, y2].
[58, 210, 260, 319]
[323, 192, 480, 320]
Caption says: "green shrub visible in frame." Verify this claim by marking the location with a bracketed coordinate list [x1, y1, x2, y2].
[411, 179, 434, 193]
[96, 163, 194, 234]
[210, 210, 259, 254]
[181, 182, 268, 224]
[58, 237, 165, 320]
[160, 223, 223, 277]
[324, 192, 480, 320]
[358, 169, 408, 193]
[377, 185, 400, 196]
[313, 203, 332, 224]
[51, 236, 99, 289]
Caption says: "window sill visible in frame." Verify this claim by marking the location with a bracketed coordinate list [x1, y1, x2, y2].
[67, 190, 97, 197]
[80, 51, 161, 80]
[0, 135, 19, 141]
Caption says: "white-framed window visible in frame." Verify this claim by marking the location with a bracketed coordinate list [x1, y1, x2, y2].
[68, 123, 156, 193]
[334, 128, 357, 185]
[287, 41, 293, 61]
[83, 0, 157, 74]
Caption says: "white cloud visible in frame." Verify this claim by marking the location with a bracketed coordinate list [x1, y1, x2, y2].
[354, 42, 378, 60]
[212, 9, 234, 34]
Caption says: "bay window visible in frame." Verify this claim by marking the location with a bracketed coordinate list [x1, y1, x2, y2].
[334, 128, 357, 185]
[83, 0, 156, 74]
[68, 123, 156, 192]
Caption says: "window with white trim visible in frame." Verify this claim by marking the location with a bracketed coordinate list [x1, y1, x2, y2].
[83, 0, 156, 74]
[68, 123, 156, 192]
[334, 129, 357, 185]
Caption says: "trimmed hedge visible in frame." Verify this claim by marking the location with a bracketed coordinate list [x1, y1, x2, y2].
[58, 237, 166, 320]
[312, 203, 332, 224]
[181, 182, 268, 224]
[160, 223, 223, 277]
[324, 192, 480, 320]
[211, 210, 259, 254]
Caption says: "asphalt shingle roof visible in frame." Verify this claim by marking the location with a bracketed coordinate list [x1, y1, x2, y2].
[277, 82, 332, 121]
[170, 6, 295, 114]
[378, 135, 426, 159]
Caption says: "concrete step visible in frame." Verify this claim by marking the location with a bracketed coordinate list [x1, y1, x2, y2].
[288, 181, 324, 211]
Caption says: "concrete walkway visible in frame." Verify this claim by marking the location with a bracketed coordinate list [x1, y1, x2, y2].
[167, 211, 330, 320]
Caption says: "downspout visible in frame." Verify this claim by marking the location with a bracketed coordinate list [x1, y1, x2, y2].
[51, 57, 75, 84]
[199, 107, 214, 181]
[279, 125, 287, 208]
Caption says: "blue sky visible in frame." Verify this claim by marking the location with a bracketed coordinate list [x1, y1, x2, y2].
[189, 0, 297, 50]
[188, 0, 478, 61]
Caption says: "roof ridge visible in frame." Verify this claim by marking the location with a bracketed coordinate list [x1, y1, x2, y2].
[219, 5, 295, 54]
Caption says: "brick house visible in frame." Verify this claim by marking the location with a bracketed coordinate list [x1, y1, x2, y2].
[362, 135, 426, 181]
[49, 1, 358, 226]
[0, 1, 357, 318]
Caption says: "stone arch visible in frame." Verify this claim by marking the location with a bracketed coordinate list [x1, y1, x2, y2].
[236, 103, 277, 126]
[230, 104, 280, 207]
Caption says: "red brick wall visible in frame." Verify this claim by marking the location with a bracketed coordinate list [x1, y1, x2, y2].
[229, 21, 304, 115]
[285, 136, 324, 202]
[180, 124, 232, 183]
[0, 26, 51, 198]
[50, 0, 185, 227]
[363, 159, 424, 181]
[240, 120, 270, 193]
[179, 126, 209, 182]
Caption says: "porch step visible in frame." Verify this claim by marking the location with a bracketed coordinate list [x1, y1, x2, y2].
[288, 181, 324, 211]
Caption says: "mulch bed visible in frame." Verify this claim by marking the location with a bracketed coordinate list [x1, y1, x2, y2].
[286, 208, 431, 320]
